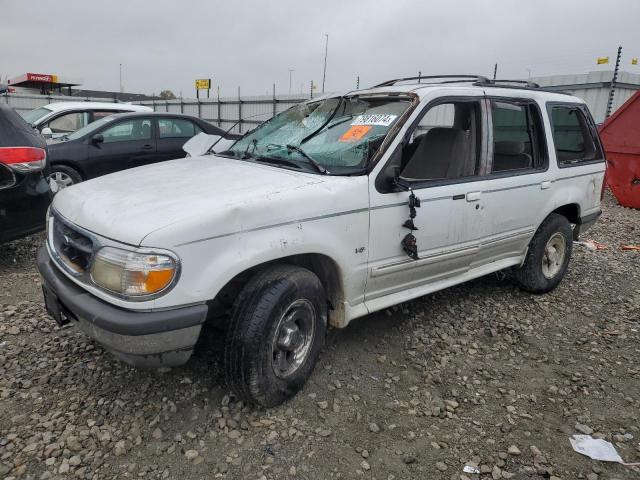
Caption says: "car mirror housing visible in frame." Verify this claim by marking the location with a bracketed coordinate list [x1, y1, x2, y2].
[41, 127, 53, 138]
[91, 134, 104, 144]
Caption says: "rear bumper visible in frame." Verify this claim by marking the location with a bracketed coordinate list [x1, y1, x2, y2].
[0, 174, 51, 244]
[37, 247, 208, 368]
[573, 209, 602, 240]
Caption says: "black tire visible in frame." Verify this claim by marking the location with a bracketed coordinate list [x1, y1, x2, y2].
[513, 213, 573, 294]
[223, 265, 327, 407]
[49, 164, 82, 189]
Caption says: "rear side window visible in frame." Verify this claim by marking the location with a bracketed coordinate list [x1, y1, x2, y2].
[550, 106, 602, 166]
[158, 118, 199, 138]
[491, 100, 546, 173]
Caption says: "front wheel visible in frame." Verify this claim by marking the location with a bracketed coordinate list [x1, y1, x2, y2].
[223, 265, 327, 407]
[513, 213, 573, 294]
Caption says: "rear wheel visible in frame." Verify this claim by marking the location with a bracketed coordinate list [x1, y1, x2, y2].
[513, 213, 573, 294]
[223, 265, 327, 407]
[48, 165, 82, 190]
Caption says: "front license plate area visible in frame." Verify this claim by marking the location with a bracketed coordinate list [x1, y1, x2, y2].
[42, 285, 69, 326]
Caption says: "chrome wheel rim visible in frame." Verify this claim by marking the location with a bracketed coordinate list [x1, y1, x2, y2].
[542, 232, 566, 279]
[271, 299, 316, 379]
[49, 171, 75, 190]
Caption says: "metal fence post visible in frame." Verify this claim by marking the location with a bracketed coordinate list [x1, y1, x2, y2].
[197, 98, 201, 119]
[272, 84, 276, 119]
[238, 86, 242, 134]
[217, 88, 222, 127]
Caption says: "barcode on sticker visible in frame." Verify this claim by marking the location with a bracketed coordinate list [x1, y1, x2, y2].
[351, 114, 397, 126]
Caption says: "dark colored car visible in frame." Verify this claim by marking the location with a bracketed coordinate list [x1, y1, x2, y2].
[47, 112, 239, 188]
[0, 103, 52, 244]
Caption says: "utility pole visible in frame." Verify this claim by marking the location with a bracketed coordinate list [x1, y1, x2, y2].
[322, 34, 329, 93]
[119, 64, 123, 93]
[356, 75, 360, 89]
[493, 63, 498, 81]
[418, 71, 421, 84]
[606, 45, 623, 118]
[288, 69, 294, 94]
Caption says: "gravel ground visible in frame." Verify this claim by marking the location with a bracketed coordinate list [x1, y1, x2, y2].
[1, 193, 639, 480]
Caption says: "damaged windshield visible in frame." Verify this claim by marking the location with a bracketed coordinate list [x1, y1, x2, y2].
[225, 96, 411, 174]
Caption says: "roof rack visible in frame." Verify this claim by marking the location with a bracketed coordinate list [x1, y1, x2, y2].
[373, 75, 490, 88]
[477, 79, 541, 88]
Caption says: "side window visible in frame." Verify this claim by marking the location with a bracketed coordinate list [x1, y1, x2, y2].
[550, 106, 602, 166]
[92, 110, 117, 121]
[158, 118, 197, 138]
[400, 101, 480, 181]
[101, 119, 152, 143]
[47, 112, 90, 134]
[491, 100, 546, 173]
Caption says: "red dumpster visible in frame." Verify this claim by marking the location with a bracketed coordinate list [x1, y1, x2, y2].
[599, 90, 640, 209]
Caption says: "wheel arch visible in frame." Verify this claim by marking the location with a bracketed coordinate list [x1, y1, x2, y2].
[49, 160, 86, 180]
[206, 252, 347, 329]
[551, 203, 581, 225]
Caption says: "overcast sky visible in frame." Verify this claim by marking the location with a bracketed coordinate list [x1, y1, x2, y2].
[2, 0, 640, 98]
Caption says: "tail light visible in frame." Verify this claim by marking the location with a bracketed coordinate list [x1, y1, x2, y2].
[0, 147, 47, 173]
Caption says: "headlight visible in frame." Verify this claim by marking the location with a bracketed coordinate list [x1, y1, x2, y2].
[90, 247, 178, 297]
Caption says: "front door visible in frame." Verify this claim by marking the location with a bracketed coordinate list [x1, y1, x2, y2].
[88, 117, 157, 178]
[365, 95, 488, 312]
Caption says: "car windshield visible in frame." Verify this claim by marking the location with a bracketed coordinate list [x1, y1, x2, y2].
[66, 116, 117, 141]
[226, 96, 411, 174]
[20, 107, 53, 124]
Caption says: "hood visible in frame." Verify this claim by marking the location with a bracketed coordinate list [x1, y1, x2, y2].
[52, 155, 330, 246]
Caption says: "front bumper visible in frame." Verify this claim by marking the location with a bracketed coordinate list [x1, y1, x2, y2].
[37, 247, 208, 368]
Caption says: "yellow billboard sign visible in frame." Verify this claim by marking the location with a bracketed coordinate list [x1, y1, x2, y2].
[195, 79, 211, 90]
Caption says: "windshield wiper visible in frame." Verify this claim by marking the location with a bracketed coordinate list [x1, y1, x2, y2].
[286, 144, 329, 174]
[253, 155, 302, 170]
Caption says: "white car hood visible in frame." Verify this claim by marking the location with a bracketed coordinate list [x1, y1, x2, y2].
[52, 156, 327, 246]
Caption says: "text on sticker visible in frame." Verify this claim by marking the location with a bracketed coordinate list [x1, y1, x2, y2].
[351, 114, 398, 127]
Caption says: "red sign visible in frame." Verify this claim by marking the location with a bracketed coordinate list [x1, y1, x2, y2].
[26, 73, 55, 83]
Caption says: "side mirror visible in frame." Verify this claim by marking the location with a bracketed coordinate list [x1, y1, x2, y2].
[41, 127, 53, 139]
[91, 134, 104, 144]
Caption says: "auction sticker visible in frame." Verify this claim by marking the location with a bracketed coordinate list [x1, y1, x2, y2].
[340, 125, 372, 142]
[351, 114, 397, 126]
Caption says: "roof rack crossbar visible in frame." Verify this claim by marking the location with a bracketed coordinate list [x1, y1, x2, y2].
[373, 75, 490, 88]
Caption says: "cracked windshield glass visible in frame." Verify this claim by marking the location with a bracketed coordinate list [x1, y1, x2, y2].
[227, 96, 411, 173]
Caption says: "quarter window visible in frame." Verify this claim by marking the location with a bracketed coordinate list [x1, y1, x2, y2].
[101, 119, 152, 143]
[158, 118, 199, 138]
[491, 100, 545, 173]
[550, 106, 602, 165]
[400, 101, 480, 181]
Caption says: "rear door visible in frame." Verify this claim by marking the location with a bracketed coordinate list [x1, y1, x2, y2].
[155, 117, 202, 162]
[473, 97, 552, 266]
[87, 117, 157, 177]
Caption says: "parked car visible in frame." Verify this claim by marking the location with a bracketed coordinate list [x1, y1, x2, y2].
[37, 75, 606, 407]
[0, 103, 52, 244]
[46, 112, 238, 189]
[20, 102, 152, 139]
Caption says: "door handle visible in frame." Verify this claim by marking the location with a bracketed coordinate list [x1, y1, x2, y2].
[466, 191, 482, 202]
[540, 181, 552, 190]
[452, 194, 465, 200]
[140, 144, 153, 150]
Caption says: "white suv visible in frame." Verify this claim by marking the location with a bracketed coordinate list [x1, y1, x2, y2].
[37, 75, 606, 407]
[21, 102, 152, 139]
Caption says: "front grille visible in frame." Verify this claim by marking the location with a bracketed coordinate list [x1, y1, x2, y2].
[51, 217, 94, 274]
